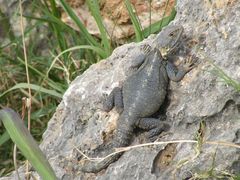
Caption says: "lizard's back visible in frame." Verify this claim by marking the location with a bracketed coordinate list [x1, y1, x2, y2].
[123, 49, 169, 118]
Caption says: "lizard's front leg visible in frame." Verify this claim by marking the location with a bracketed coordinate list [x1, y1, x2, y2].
[103, 87, 124, 113]
[131, 44, 153, 68]
[166, 56, 197, 82]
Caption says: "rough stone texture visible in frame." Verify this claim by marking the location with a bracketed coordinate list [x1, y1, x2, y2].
[1, 0, 240, 179]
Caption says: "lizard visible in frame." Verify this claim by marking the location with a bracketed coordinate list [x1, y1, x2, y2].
[80, 24, 196, 173]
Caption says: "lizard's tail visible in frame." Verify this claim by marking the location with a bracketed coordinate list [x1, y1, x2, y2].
[80, 122, 134, 173]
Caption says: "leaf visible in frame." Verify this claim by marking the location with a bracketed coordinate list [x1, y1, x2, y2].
[0, 83, 63, 99]
[86, 0, 112, 56]
[142, 7, 177, 37]
[0, 131, 10, 146]
[0, 108, 57, 179]
[124, 0, 144, 42]
[59, 0, 103, 52]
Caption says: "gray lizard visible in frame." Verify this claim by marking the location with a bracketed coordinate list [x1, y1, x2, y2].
[80, 25, 195, 173]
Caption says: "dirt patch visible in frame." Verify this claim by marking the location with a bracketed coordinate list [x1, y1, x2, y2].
[61, 0, 175, 41]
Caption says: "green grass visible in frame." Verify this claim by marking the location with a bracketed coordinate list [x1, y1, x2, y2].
[198, 51, 240, 179]
[0, 108, 57, 179]
[199, 51, 240, 92]
[124, 0, 144, 42]
[0, 0, 177, 177]
[211, 63, 240, 92]
[1, 0, 239, 178]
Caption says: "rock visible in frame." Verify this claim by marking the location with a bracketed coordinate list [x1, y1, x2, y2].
[2, 0, 240, 179]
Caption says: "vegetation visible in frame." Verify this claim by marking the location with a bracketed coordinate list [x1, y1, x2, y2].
[0, 0, 176, 177]
[1, 0, 239, 179]
[0, 108, 57, 179]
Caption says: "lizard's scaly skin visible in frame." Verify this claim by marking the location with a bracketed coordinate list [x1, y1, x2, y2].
[81, 25, 195, 173]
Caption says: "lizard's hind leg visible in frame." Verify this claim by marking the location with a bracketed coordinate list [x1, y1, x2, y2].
[135, 117, 170, 141]
[103, 87, 124, 113]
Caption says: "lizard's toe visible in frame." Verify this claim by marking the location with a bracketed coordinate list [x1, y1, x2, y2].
[148, 123, 170, 142]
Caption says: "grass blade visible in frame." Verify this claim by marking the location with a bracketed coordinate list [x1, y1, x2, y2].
[39, 0, 69, 61]
[199, 51, 240, 92]
[59, 0, 104, 53]
[0, 108, 57, 180]
[211, 64, 240, 92]
[0, 131, 10, 146]
[124, 0, 144, 42]
[17, 57, 66, 93]
[0, 83, 63, 99]
[46, 45, 106, 79]
[142, 6, 176, 37]
[158, 0, 170, 30]
[86, 0, 112, 56]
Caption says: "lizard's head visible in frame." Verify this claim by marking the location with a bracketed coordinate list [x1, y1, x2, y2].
[154, 25, 183, 59]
